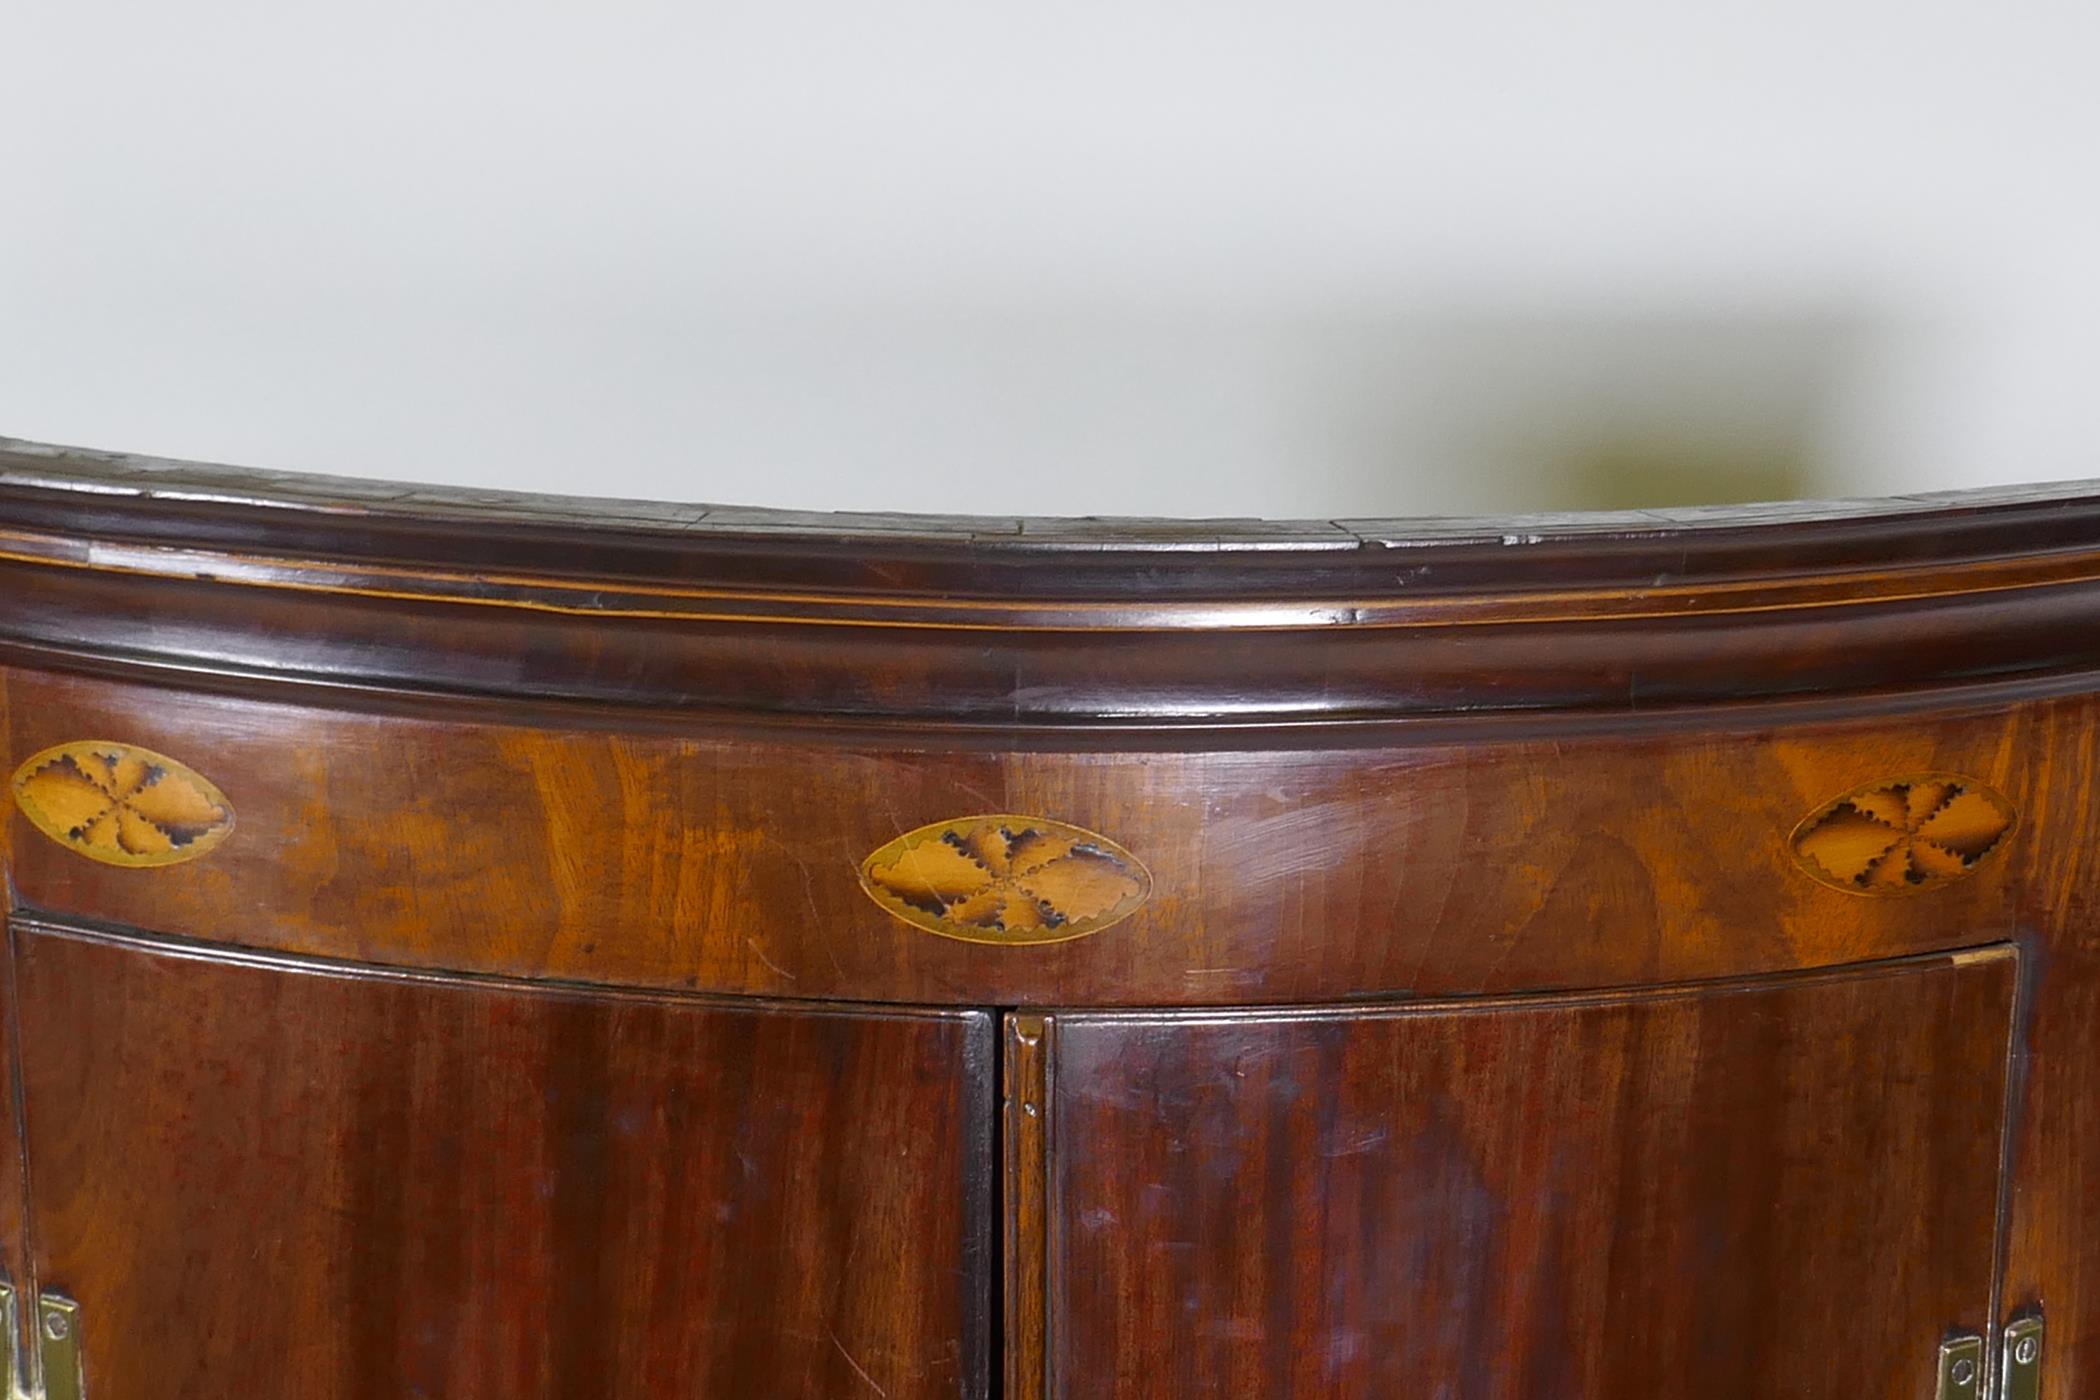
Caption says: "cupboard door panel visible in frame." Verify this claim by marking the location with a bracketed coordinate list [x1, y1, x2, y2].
[1029, 951, 2016, 1399]
[12, 920, 994, 1399]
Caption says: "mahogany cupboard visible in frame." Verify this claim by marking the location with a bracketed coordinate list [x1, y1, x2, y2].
[0, 436, 2093, 1399]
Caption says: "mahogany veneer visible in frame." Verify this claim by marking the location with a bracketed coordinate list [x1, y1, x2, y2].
[1, 434, 2095, 1397]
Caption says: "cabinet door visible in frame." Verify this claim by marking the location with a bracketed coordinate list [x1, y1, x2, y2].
[10, 918, 995, 1399]
[1012, 950, 2016, 1399]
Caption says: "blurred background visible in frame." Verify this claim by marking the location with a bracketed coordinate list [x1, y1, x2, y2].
[4, 2, 2097, 518]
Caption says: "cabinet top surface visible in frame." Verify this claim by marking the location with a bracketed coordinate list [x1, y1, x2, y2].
[7, 433, 2100, 575]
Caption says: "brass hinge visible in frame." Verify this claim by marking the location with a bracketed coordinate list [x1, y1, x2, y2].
[0, 1284, 83, 1400]
[1937, 1315, 2044, 1400]
[1937, 1334, 1986, 1400]
[2001, 1316, 2044, 1400]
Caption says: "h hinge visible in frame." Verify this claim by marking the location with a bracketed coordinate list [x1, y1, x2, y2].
[1937, 1314, 2044, 1400]
[0, 1284, 83, 1400]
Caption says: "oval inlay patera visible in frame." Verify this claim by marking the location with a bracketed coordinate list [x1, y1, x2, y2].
[1789, 773, 2014, 895]
[860, 815, 1152, 945]
[11, 741, 235, 868]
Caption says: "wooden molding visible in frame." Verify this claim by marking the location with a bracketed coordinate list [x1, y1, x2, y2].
[11, 436, 2100, 726]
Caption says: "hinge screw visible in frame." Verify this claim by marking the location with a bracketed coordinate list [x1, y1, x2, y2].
[41, 1310, 68, 1342]
[1950, 1357, 1977, 1386]
[2014, 1334, 2040, 1365]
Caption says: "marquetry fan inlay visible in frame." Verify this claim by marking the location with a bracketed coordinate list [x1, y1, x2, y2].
[1789, 774, 2014, 895]
[860, 815, 1151, 945]
[11, 741, 235, 868]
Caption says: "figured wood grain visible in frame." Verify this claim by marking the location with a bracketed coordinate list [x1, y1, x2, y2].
[7, 440, 2100, 1398]
[10, 920, 994, 1399]
[2000, 707, 2100, 1400]
[1035, 952, 2017, 1399]
[0, 667, 2039, 1007]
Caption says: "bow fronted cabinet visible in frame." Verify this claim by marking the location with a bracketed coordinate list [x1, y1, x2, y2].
[0, 435, 2093, 1398]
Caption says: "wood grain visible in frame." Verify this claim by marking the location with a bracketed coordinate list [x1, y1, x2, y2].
[1034, 952, 2017, 1399]
[1002, 1015, 1050, 1400]
[0, 669, 37, 1383]
[9, 435, 2100, 725]
[0, 667, 2036, 1007]
[0, 930, 30, 1384]
[10, 919, 994, 1399]
[7, 437, 2100, 1396]
[2001, 701, 2100, 1400]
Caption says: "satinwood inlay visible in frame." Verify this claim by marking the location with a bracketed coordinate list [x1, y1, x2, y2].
[11, 741, 235, 868]
[1789, 774, 2014, 895]
[860, 815, 1151, 945]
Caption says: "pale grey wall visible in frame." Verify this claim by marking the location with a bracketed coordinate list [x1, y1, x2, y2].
[5, 2, 2097, 517]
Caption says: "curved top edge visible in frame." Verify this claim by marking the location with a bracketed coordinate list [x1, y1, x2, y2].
[9, 436, 2100, 726]
[8, 432, 2100, 541]
[6, 433, 2100, 598]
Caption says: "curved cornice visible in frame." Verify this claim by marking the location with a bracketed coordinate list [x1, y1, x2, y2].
[6, 434, 2100, 727]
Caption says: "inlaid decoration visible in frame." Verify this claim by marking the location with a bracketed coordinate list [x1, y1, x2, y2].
[860, 815, 1152, 945]
[1789, 774, 2014, 895]
[11, 741, 235, 868]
